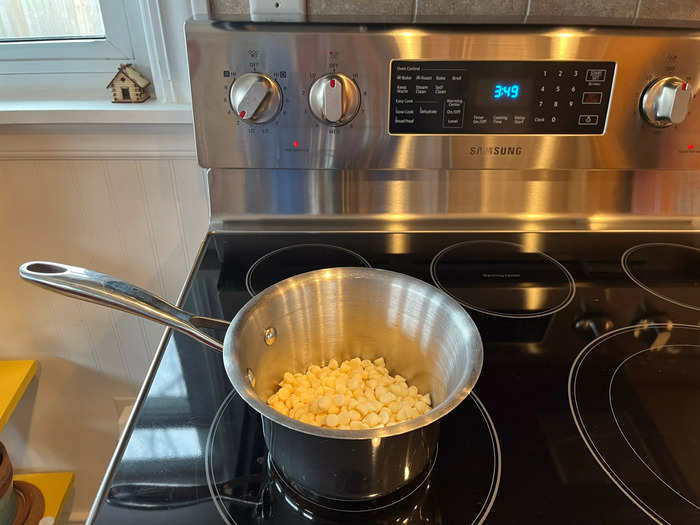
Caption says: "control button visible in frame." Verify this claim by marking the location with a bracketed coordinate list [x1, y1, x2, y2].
[493, 115, 509, 125]
[578, 114, 599, 125]
[513, 115, 526, 125]
[472, 114, 488, 125]
[534, 116, 546, 123]
[444, 99, 465, 127]
[415, 84, 429, 95]
[582, 92, 603, 104]
[229, 73, 282, 124]
[640, 76, 692, 128]
[309, 73, 361, 126]
[586, 69, 606, 82]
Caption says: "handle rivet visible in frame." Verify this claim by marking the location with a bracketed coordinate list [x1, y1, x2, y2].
[264, 327, 277, 346]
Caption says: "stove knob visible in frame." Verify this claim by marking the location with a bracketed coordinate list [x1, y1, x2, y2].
[229, 73, 282, 124]
[308, 73, 361, 126]
[640, 76, 692, 127]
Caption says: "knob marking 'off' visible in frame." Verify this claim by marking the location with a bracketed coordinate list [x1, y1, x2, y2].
[641, 76, 692, 128]
[229, 73, 282, 124]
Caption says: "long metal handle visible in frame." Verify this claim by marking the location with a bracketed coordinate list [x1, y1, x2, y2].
[19, 261, 224, 351]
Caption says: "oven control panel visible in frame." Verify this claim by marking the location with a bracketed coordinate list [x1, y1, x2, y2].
[389, 60, 615, 135]
[186, 21, 699, 170]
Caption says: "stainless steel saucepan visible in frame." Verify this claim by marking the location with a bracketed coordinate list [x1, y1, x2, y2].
[19, 262, 483, 501]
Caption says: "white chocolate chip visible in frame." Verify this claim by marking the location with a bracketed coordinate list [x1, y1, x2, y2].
[268, 356, 432, 429]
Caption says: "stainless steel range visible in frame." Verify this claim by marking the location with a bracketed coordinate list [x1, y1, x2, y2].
[86, 22, 700, 524]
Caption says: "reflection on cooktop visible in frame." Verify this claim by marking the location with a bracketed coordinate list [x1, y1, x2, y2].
[205, 390, 500, 524]
[570, 323, 700, 524]
[245, 244, 370, 296]
[430, 240, 575, 318]
[622, 243, 700, 311]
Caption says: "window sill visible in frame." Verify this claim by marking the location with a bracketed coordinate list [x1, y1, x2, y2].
[0, 99, 193, 125]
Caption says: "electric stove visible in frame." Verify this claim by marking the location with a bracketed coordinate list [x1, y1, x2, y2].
[88, 21, 700, 524]
[88, 231, 700, 524]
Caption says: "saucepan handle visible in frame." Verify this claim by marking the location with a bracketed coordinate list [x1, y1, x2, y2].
[19, 261, 225, 352]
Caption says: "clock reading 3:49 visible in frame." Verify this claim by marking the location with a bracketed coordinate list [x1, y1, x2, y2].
[494, 84, 520, 99]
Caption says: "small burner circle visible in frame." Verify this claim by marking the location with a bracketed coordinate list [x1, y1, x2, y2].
[245, 243, 370, 296]
[430, 240, 575, 319]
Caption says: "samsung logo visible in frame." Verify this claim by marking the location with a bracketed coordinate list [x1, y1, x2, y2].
[469, 146, 523, 156]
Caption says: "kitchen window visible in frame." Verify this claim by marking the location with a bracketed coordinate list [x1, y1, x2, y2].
[0, 0, 158, 105]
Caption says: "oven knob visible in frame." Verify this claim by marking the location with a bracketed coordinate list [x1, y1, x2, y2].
[640, 76, 692, 127]
[308, 73, 361, 126]
[229, 73, 282, 124]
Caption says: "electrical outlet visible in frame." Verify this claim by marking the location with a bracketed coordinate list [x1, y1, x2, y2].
[249, 0, 306, 22]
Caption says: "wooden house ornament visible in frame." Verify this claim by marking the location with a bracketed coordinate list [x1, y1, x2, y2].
[107, 64, 151, 103]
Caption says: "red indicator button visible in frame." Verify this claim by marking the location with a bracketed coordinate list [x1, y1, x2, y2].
[689, 144, 694, 150]
[239, 110, 246, 118]
[682, 82, 688, 91]
[293, 141, 300, 148]
[330, 78, 336, 88]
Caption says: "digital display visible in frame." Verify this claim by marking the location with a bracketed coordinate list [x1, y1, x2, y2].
[494, 84, 520, 99]
[474, 78, 532, 108]
[389, 60, 616, 135]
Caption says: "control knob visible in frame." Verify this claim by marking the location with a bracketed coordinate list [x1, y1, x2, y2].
[229, 73, 282, 124]
[640, 76, 692, 127]
[308, 73, 361, 126]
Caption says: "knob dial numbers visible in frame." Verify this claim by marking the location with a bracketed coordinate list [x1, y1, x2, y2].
[229, 73, 282, 124]
[308, 73, 361, 126]
[640, 76, 692, 128]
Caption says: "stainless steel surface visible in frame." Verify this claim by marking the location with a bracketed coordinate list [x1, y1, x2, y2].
[225, 267, 482, 438]
[641, 75, 693, 127]
[308, 73, 361, 125]
[262, 416, 440, 501]
[229, 72, 283, 123]
[186, 22, 700, 170]
[207, 169, 700, 230]
[18, 262, 225, 352]
[22, 261, 483, 501]
[225, 266, 482, 500]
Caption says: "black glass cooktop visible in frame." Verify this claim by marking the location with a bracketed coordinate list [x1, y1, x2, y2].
[89, 232, 700, 524]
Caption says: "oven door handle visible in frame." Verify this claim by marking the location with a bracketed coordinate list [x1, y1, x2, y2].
[19, 261, 225, 352]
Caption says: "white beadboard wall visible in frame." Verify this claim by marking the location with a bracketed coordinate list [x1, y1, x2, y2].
[0, 156, 209, 520]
